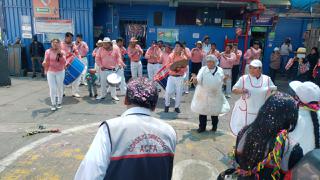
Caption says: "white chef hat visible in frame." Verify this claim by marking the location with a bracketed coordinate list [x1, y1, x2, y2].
[249, 59, 262, 68]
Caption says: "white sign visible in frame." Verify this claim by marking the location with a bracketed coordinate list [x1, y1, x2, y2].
[35, 19, 73, 34]
[192, 33, 199, 39]
[21, 15, 32, 39]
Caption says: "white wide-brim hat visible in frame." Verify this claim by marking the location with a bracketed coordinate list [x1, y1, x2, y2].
[289, 81, 320, 104]
[102, 37, 112, 43]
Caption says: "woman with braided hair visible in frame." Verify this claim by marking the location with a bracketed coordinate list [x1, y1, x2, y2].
[218, 92, 300, 179]
[282, 81, 320, 171]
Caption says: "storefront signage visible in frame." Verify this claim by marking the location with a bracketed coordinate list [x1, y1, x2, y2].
[251, 16, 273, 26]
[21, 16, 32, 39]
[34, 19, 73, 42]
[157, 28, 179, 43]
[33, 0, 59, 18]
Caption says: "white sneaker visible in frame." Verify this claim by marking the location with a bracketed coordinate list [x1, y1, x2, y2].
[112, 96, 119, 101]
[72, 93, 81, 98]
[96, 96, 105, 100]
[51, 106, 57, 111]
[56, 104, 62, 109]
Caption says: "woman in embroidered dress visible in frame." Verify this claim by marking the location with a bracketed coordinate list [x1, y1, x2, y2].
[231, 60, 277, 135]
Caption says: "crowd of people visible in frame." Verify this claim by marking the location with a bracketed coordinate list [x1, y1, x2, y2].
[37, 32, 320, 179]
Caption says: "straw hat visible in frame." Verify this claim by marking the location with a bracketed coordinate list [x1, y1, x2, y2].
[102, 37, 112, 44]
[96, 40, 103, 46]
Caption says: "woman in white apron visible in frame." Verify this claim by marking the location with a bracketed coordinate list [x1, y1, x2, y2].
[231, 59, 277, 135]
[191, 55, 230, 133]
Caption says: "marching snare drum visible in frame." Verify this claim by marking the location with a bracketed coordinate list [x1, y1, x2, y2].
[107, 72, 121, 87]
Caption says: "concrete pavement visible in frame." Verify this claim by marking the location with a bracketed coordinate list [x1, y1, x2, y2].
[0, 77, 288, 179]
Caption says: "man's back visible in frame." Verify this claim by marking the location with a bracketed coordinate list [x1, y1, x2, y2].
[75, 107, 176, 180]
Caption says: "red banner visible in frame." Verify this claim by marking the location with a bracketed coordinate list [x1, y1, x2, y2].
[33, 0, 59, 18]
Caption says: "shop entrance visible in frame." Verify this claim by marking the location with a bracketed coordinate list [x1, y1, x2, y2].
[119, 20, 147, 49]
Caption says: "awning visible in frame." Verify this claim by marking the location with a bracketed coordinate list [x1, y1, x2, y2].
[290, 0, 320, 10]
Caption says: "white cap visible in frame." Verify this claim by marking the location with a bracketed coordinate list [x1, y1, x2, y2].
[249, 59, 262, 68]
[274, 47, 279, 51]
[205, 54, 219, 65]
[289, 81, 320, 104]
[102, 37, 112, 43]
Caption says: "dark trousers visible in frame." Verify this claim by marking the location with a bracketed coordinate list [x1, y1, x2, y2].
[199, 115, 219, 131]
[269, 67, 278, 83]
[31, 57, 44, 76]
[87, 81, 97, 96]
[191, 62, 202, 75]
[232, 65, 240, 87]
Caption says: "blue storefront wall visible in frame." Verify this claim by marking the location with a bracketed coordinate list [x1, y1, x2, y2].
[262, 17, 309, 73]
[3, 0, 94, 69]
[98, 4, 240, 51]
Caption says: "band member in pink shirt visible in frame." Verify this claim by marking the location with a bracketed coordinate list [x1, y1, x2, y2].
[232, 45, 243, 86]
[164, 41, 188, 113]
[220, 45, 236, 98]
[75, 34, 89, 85]
[127, 37, 143, 78]
[182, 41, 192, 94]
[244, 41, 262, 74]
[207, 43, 221, 60]
[60, 32, 82, 98]
[191, 41, 205, 75]
[160, 43, 172, 67]
[145, 40, 162, 85]
[95, 37, 125, 101]
[42, 39, 66, 111]
[92, 40, 103, 85]
[115, 37, 128, 95]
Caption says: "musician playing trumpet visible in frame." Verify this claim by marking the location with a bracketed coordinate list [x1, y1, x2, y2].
[190, 55, 230, 133]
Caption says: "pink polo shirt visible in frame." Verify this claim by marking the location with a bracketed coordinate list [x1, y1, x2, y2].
[160, 51, 171, 66]
[244, 48, 261, 64]
[145, 46, 162, 64]
[95, 47, 122, 69]
[92, 47, 100, 58]
[44, 49, 66, 72]
[191, 48, 205, 63]
[234, 49, 243, 65]
[184, 47, 192, 60]
[219, 52, 236, 69]
[127, 44, 143, 62]
[207, 49, 221, 59]
[119, 46, 127, 56]
[60, 41, 80, 64]
[168, 52, 188, 76]
[75, 41, 89, 57]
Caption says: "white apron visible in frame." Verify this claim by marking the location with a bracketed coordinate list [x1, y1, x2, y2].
[230, 74, 273, 135]
[191, 66, 230, 116]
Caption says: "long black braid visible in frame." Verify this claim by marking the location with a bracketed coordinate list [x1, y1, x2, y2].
[310, 110, 320, 148]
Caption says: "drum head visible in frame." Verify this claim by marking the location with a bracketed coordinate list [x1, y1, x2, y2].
[107, 73, 121, 85]
[170, 59, 188, 71]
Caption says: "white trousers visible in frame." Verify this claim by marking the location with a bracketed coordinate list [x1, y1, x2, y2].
[245, 64, 250, 74]
[117, 67, 126, 94]
[223, 68, 232, 96]
[95, 63, 101, 85]
[147, 63, 160, 80]
[47, 70, 65, 106]
[71, 76, 81, 95]
[165, 76, 184, 108]
[100, 70, 116, 98]
[183, 66, 189, 92]
[79, 57, 88, 84]
[131, 61, 142, 79]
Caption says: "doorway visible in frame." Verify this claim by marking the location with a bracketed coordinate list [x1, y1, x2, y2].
[119, 20, 147, 49]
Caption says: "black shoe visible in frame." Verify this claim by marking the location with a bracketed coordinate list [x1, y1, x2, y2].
[94, 94, 98, 98]
[211, 127, 217, 132]
[164, 106, 169, 113]
[197, 128, 206, 133]
[63, 94, 66, 97]
[174, 108, 181, 113]
[32, 74, 36, 78]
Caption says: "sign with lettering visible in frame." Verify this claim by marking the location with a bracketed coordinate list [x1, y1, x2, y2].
[33, 0, 59, 18]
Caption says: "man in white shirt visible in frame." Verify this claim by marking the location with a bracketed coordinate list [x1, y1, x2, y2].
[75, 77, 177, 180]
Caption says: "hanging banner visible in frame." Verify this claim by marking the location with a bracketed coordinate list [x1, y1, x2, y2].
[34, 19, 73, 42]
[33, 0, 59, 18]
[157, 28, 179, 43]
[35, 19, 73, 34]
